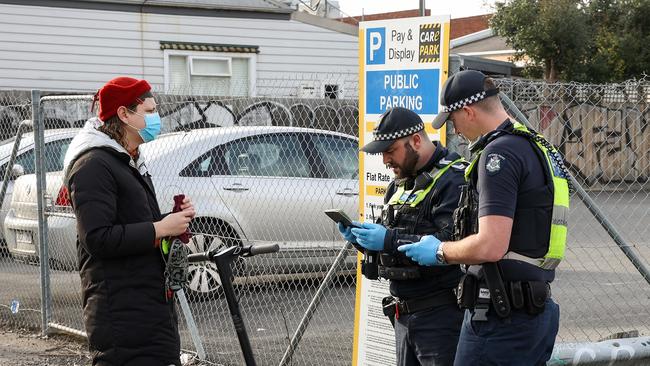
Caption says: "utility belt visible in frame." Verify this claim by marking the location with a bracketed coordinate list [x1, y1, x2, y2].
[379, 266, 421, 280]
[378, 264, 443, 280]
[377, 252, 436, 280]
[382, 290, 457, 327]
[456, 262, 551, 321]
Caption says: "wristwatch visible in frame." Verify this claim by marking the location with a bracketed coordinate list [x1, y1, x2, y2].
[436, 242, 447, 265]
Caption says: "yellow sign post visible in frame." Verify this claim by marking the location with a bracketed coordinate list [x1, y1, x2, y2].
[353, 15, 451, 366]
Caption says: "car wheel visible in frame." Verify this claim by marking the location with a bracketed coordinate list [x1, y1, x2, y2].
[0, 240, 10, 257]
[185, 219, 244, 298]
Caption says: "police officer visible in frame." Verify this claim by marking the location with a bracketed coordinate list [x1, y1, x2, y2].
[398, 70, 570, 365]
[339, 107, 467, 366]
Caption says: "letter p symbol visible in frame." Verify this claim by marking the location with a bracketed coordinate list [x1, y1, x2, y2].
[366, 28, 385, 65]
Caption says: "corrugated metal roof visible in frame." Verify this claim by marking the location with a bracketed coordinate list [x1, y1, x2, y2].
[78, 0, 294, 13]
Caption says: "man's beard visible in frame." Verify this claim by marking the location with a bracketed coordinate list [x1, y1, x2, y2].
[389, 141, 419, 179]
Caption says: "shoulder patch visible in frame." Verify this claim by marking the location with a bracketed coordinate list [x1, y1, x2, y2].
[485, 153, 505, 175]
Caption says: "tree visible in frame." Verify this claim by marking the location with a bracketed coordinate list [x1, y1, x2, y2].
[491, 0, 592, 82]
[586, 0, 650, 82]
[491, 0, 650, 82]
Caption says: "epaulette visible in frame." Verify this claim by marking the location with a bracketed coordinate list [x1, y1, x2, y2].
[436, 155, 469, 171]
[450, 160, 469, 171]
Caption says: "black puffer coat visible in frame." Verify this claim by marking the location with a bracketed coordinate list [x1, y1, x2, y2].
[64, 120, 180, 366]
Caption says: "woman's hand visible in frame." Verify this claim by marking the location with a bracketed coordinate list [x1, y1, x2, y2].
[180, 196, 196, 218]
[154, 209, 194, 238]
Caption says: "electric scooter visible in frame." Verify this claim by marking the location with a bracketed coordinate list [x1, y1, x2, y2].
[187, 243, 279, 366]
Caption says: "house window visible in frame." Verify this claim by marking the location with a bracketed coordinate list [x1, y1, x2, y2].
[190, 57, 230, 76]
[324, 84, 339, 99]
[164, 48, 256, 96]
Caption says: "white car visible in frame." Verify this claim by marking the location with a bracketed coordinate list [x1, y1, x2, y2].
[5, 126, 360, 296]
[5, 171, 76, 268]
[0, 129, 78, 252]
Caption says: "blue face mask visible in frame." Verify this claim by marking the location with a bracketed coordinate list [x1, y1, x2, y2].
[139, 112, 162, 143]
[128, 110, 162, 143]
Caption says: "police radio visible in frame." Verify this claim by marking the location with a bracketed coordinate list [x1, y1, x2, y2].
[362, 205, 383, 280]
[453, 184, 479, 241]
[361, 251, 379, 280]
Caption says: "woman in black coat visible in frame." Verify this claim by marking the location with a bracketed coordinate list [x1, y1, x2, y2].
[63, 77, 195, 366]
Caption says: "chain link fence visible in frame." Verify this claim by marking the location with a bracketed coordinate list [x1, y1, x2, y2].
[0, 90, 55, 334]
[0, 76, 362, 365]
[0, 74, 649, 365]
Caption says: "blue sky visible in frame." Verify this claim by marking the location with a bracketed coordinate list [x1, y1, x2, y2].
[336, 0, 497, 19]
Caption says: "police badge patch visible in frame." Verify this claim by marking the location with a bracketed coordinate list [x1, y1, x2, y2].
[485, 153, 505, 175]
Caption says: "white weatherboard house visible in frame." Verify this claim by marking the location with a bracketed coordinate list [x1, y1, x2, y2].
[0, 0, 358, 98]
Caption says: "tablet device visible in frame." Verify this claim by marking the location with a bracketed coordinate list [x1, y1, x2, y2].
[324, 209, 362, 228]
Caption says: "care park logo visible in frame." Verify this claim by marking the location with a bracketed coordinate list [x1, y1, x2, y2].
[419, 23, 441, 63]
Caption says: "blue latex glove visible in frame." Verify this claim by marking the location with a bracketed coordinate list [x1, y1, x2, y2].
[338, 222, 358, 244]
[397, 235, 442, 266]
[351, 222, 387, 251]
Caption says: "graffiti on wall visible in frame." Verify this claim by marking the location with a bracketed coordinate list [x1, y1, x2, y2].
[157, 96, 359, 137]
[523, 103, 650, 186]
[3, 90, 647, 188]
[0, 93, 360, 143]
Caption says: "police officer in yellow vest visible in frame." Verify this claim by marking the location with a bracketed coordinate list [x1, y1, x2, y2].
[398, 71, 570, 365]
[338, 107, 467, 365]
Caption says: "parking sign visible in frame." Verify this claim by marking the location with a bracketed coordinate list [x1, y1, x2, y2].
[366, 27, 386, 65]
[354, 15, 451, 366]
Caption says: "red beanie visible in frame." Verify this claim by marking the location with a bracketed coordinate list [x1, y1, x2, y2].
[95, 77, 151, 122]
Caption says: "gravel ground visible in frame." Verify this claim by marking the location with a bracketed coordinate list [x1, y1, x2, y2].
[0, 328, 218, 366]
[0, 329, 90, 366]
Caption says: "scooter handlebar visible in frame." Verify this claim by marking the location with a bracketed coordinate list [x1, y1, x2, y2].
[187, 251, 211, 263]
[187, 243, 280, 263]
[248, 243, 279, 256]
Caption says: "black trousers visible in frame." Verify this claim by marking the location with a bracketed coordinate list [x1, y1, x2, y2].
[394, 302, 464, 366]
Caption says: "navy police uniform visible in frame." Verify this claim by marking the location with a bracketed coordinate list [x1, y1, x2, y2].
[385, 146, 467, 366]
[454, 121, 561, 366]
[431, 70, 570, 366]
[361, 107, 466, 366]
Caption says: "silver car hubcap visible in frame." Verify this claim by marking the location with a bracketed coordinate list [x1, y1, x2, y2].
[186, 232, 225, 294]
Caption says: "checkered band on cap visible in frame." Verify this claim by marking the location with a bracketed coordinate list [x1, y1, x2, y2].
[442, 90, 491, 113]
[373, 123, 424, 141]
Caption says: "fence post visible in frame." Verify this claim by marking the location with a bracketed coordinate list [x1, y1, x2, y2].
[32, 90, 52, 335]
[499, 92, 650, 286]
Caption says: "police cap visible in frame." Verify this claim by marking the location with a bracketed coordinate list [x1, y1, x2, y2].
[360, 107, 424, 154]
[431, 70, 499, 129]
